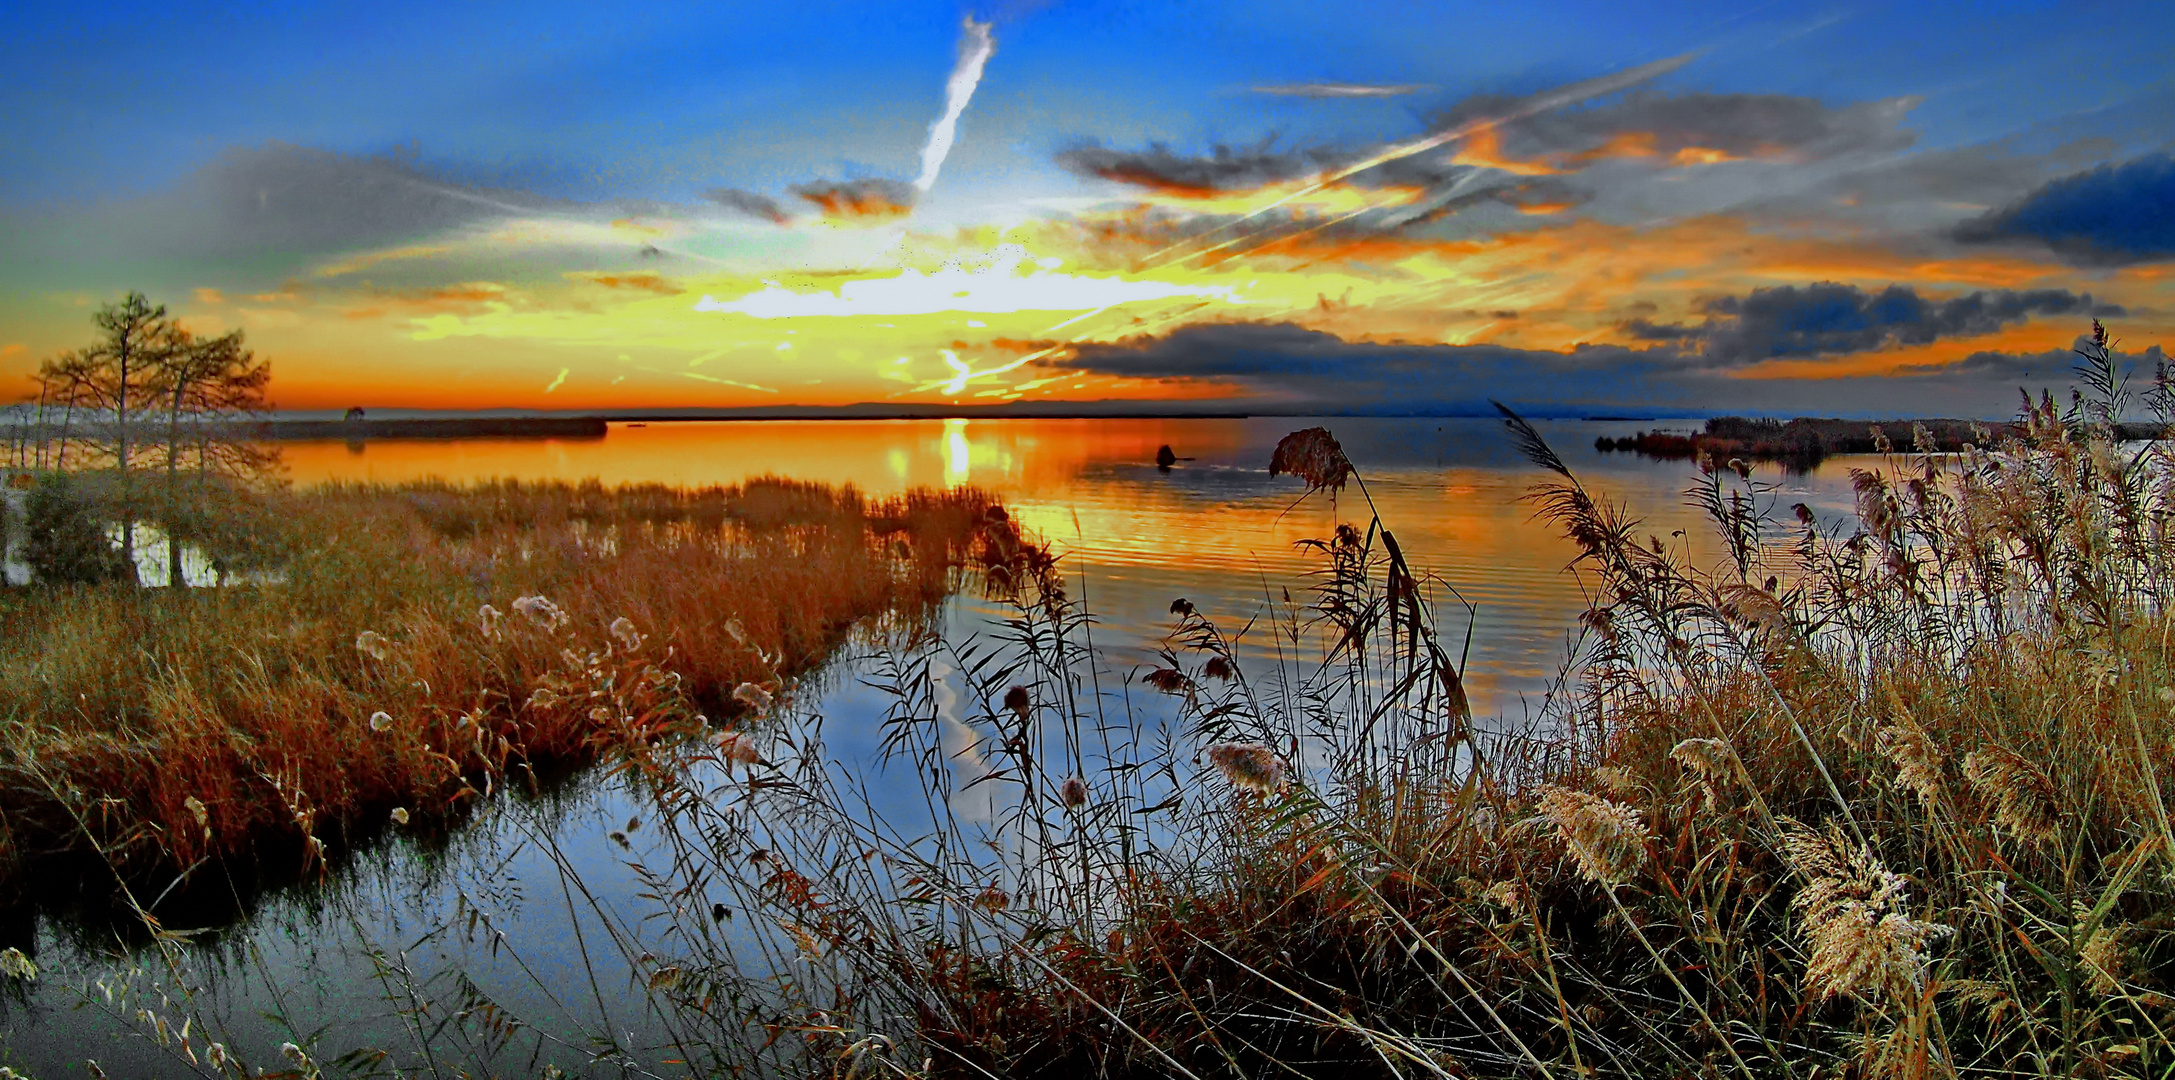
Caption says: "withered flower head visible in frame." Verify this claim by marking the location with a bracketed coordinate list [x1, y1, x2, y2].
[1270, 428, 1355, 493]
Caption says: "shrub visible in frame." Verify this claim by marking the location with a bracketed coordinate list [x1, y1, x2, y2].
[22, 472, 131, 585]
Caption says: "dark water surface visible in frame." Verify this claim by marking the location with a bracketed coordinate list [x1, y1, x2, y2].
[2, 417, 1873, 1076]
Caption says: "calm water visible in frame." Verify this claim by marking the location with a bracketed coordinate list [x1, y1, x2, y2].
[3, 417, 1874, 1076]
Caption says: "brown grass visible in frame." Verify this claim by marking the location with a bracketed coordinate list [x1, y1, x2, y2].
[0, 476, 996, 917]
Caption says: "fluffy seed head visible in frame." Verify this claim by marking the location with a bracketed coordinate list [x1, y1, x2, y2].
[1145, 667, 1192, 695]
[1669, 737, 1733, 809]
[713, 729, 762, 766]
[2080, 923, 2131, 995]
[183, 795, 209, 830]
[1003, 685, 1031, 720]
[733, 682, 774, 716]
[1059, 776, 1089, 808]
[1203, 656, 1234, 681]
[1963, 745, 2059, 842]
[609, 616, 643, 651]
[0, 947, 35, 981]
[354, 630, 392, 661]
[1206, 741, 1287, 796]
[1878, 716, 1947, 809]
[511, 594, 568, 631]
[1269, 427, 1355, 493]
[281, 1042, 310, 1068]
[1536, 785, 1648, 887]
[1782, 824, 1953, 1005]
[478, 604, 504, 639]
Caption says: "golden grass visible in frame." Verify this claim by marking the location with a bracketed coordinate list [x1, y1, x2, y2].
[0, 476, 996, 910]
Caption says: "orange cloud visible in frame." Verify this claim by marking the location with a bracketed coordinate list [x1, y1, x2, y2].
[1449, 128, 1558, 176]
[194, 287, 225, 306]
[568, 271, 683, 295]
[315, 243, 454, 278]
[794, 180, 915, 223]
[344, 282, 513, 321]
[1731, 322, 2069, 380]
[1558, 132, 1757, 168]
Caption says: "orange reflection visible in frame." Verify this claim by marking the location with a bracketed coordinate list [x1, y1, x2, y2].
[274, 416, 1863, 717]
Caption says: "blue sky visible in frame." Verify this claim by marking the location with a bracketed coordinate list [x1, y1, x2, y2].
[1, 0, 2171, 415]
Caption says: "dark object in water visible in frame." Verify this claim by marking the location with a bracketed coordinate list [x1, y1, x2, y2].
[1155, 444, 1177, 470]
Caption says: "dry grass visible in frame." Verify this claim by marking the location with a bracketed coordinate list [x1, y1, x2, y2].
[0, 476, 997, 916]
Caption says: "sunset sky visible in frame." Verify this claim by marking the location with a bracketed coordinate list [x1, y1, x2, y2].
[2, 0, 2171, 418]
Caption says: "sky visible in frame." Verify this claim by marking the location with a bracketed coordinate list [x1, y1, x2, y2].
[2, 0, 2172, 418]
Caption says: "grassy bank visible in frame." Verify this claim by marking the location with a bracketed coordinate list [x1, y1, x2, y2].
[0, 477, 997, 919]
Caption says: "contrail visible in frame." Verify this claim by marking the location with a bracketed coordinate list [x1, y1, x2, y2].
[1140, 51, 1700, 267]
[914, 18, 996, 193]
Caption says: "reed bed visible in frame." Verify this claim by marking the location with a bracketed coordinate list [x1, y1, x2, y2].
[0, 476, 998, 921]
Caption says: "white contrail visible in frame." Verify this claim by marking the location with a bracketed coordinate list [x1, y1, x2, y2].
[914, 18, 996, 193]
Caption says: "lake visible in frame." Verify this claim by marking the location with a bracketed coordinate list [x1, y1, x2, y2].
[1, 417, 1875, 1076]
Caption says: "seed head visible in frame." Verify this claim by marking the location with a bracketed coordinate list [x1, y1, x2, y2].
[183, 795, 210, 830]
[733, 682, 774, 716]
[609, 616, 643, 652]
[1145, 667, 1192, 695]
[1059, 776, 1089, 808]
[1877, 713, 1947, 809]
[1782, 823, 1953, 1006]
[1269, 427, 1355, 493]
[1206, 741, 1287, 796]
[2080, 922, 2131, 995]
[1536, 785, 1648, 887]
[1669, 737, 1733, 809]
[511, 594, 568, 631]
[1963, 745, 2059, 842]
[281, 1042, 311, 1068]
[368, 711, 394, 732]
[478, 604, 504, 639]
[713, 729, 762, 766]
[389, 807, 410, 826]
[1003, 685, 1031, 720]
[0, 947, 35, 981]
[1203, 656, 1234, 681]
[354, 630, 392, 661]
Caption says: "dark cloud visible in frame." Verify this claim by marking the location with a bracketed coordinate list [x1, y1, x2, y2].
[1250, 82, 1426, 98]
[1954, 153, 2175, 266]
[1446, 91, 1919, 164]
[1636, 283, 2122, 367]
[1055, 141, 1346, 196]
[703, 187, 791, 224]
[788, 178, 916, 223]
[1897, 335, 2169, 381]
[1036, 320, 2168, 419]
[1046, 321, 1667, 411]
